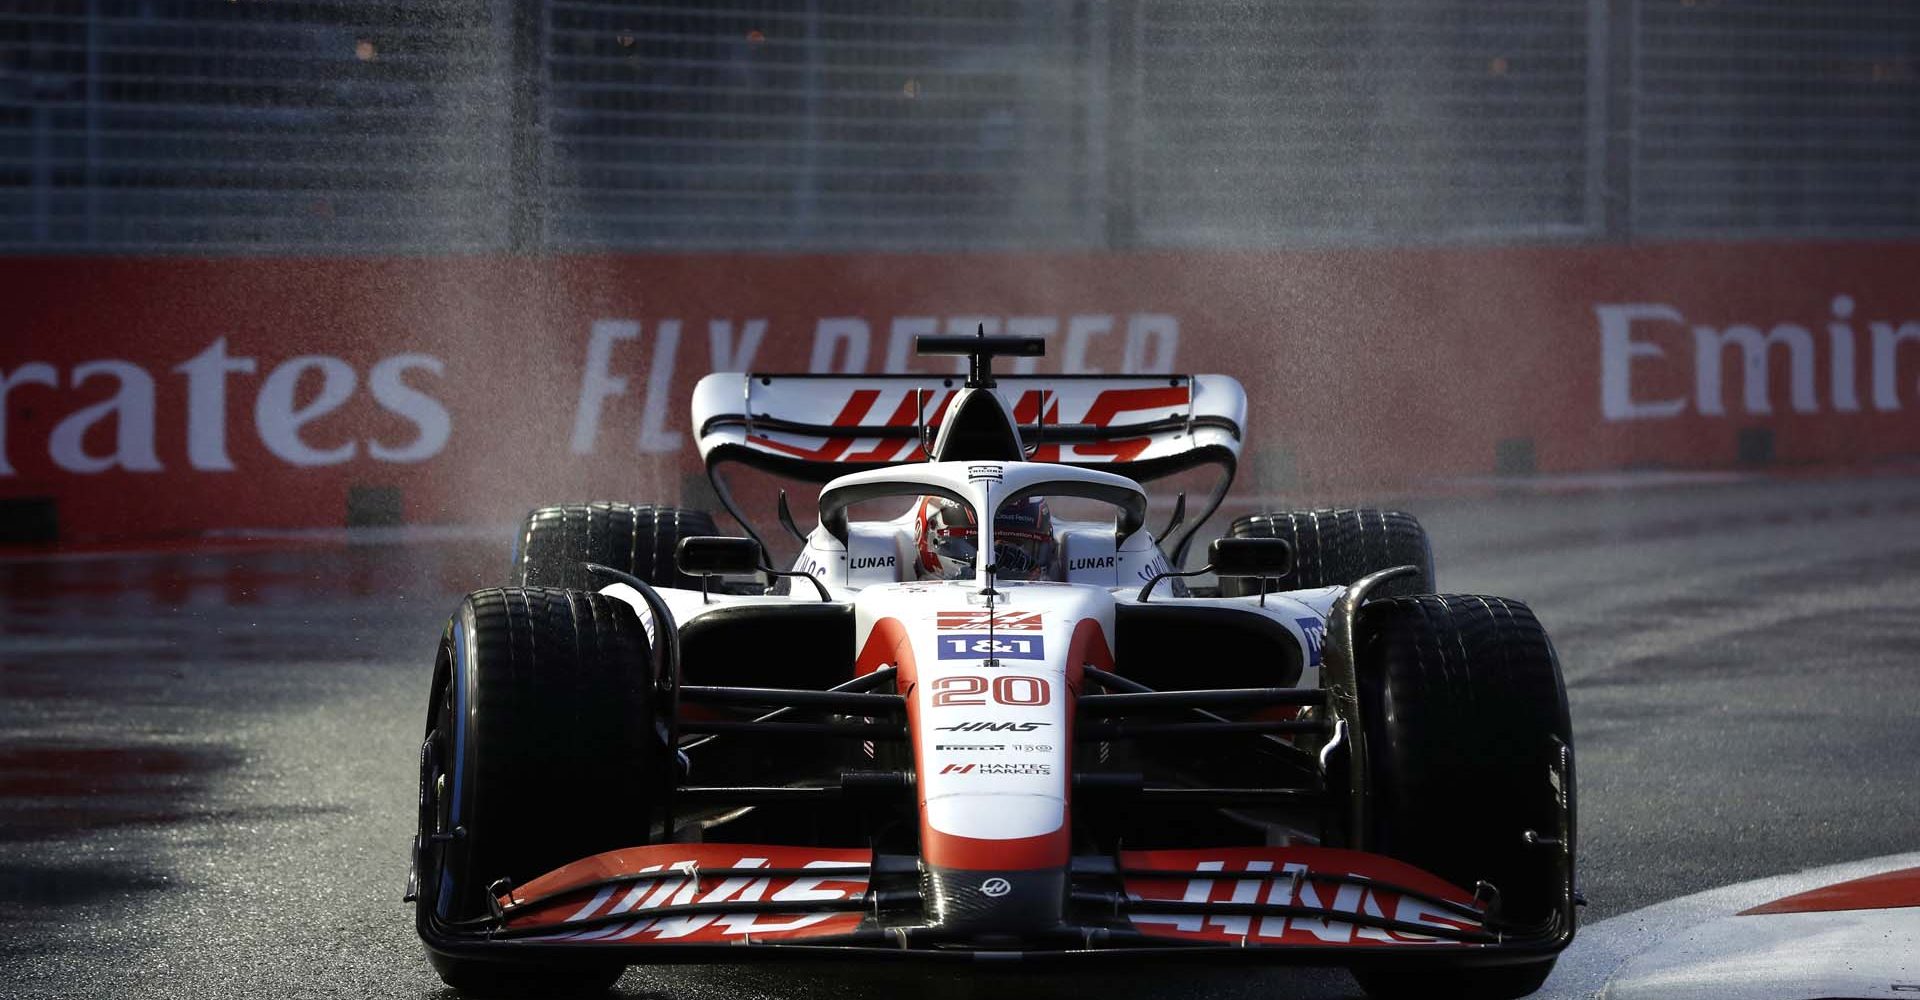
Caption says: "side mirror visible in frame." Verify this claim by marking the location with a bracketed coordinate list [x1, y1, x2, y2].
[1137, 536, 1297, 602]
[674, 535, 833, 602]
[1207, 537, 1294, 579]
[675, 536, 764, 577]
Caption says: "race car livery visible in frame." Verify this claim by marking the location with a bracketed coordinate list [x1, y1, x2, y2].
[410, 333, 1577, 999]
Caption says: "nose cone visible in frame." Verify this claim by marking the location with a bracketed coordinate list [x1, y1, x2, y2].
[856, 581, 1115, 933]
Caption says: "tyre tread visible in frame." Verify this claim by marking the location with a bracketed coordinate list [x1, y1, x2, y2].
[1351, 593, 1572, 998]
[1220, 507, 1433, 597]
[442, 587, 660, 918]
[1358, 594, 1570, 923]
[513, 502, 723, 591]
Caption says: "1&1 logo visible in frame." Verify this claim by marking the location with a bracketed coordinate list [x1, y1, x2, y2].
[937, 635, 1044, 660]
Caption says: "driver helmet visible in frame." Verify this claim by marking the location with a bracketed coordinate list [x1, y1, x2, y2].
[913, 496, 1057, 581]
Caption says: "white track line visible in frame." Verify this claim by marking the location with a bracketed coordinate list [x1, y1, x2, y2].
[1537, 850, 1920, 1000]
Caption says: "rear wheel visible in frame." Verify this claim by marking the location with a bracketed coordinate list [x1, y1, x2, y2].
[1217, 508, 1432, 597]
[1349, 594, 1574, 1000]
[413, 587, 666, 996]
[513, 501, 729, 591]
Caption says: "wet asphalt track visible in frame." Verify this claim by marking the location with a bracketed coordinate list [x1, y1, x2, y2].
[5, 471, 1920, 999]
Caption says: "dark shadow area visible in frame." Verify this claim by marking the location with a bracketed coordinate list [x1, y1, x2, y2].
[598, 963, 1363, 1000]
[0, 741, 239, 842]
[0, 860, 171, 911]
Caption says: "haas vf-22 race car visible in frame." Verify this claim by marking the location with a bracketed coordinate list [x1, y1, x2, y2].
[408, 335, 1577, 998]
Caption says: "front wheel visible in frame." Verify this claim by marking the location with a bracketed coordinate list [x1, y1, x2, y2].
[1351, 593, 1574, 998]
[413, 587, 667, 995]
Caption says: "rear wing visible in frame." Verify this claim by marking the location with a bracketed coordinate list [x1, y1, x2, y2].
[691, 373, 1246, 483]
[691, 372, 1245, 562]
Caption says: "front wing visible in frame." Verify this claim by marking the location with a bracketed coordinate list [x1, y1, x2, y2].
[420, 843, 1571, 966]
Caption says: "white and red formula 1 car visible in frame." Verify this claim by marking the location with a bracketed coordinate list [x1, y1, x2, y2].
[408, 334, 1577, 998]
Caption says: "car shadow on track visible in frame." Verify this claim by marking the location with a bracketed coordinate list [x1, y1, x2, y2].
[423, 962, 1364, 1000]
[466, 963, 1367, 1000]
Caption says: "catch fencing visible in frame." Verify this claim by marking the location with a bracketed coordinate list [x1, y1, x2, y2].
[3, 0, 1916, 253]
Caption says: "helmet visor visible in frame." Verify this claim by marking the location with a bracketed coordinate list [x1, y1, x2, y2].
[922, 500, 979, 580]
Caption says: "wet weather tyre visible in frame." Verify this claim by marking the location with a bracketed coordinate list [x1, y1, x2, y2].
[1349, 594, 1573, 1000]
[513, 502, 726, 591]
[1217, 508, 1433, 598]
[414, 587, 663, 996]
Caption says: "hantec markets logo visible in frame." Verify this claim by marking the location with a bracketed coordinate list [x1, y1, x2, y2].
[939, 762, 1051, 776]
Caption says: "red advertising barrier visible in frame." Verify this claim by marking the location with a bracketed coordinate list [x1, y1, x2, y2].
[4, 243, 1920, 545]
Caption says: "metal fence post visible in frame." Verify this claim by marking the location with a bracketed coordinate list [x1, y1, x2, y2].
[794, 0, 822, 242]
[507, 0, 548, 253]
[1103, 0, 1138, 251]
[86, 0, 102, 245]
[1601, 0, 1637, 241]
